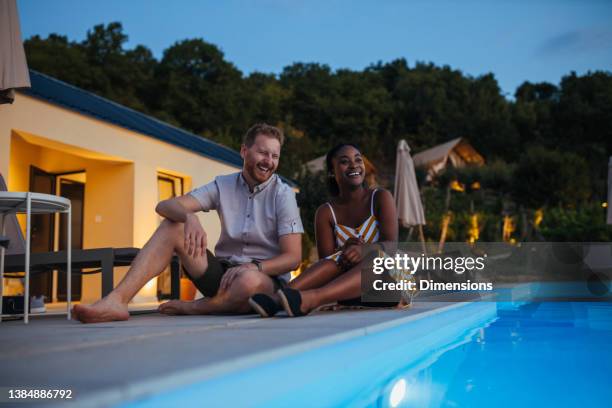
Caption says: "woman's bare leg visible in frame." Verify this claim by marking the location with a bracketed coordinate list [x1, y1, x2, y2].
[298, 264, 362, 314]
[289, 259, 341, 290]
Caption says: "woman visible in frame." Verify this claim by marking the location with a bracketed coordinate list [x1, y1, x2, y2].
[248, 143, 399, 317]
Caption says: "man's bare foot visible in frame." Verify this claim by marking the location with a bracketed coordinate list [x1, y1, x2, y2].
[72, 294, 129, 323]
[158, 298, 210, 315]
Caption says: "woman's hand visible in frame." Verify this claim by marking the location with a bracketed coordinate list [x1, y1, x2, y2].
[339, 237, 365, 266]
[342, 243, 364, 264]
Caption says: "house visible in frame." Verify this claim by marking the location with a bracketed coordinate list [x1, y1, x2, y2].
[412, 137, 485, 181]
[0, 70, 243, 304]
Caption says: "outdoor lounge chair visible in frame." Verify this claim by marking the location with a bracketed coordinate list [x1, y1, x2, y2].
[0, 174, 181, 301]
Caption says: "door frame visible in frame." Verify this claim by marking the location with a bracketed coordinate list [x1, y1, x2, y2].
[28, 166, 86, 302]
[56, 173, 86, 301]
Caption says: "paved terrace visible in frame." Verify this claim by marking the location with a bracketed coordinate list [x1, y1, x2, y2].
[0, 300, 465, 407]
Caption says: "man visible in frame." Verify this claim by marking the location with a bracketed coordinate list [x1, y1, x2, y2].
[73, 124, 303, 323]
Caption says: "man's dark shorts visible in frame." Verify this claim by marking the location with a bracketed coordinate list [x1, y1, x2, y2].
[183, 250, 287, 297]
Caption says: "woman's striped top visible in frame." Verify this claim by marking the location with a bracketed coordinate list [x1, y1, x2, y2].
[325, 189, 380, 262]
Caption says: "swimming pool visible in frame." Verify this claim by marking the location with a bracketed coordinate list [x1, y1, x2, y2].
[366, 301, 612, 408]
[120, 301, 612, 408]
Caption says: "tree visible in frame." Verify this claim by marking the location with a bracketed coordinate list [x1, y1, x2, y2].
[155, 39, 243, 142]
[465, 73, 518, 161]
[25, 23, 157, 114]
[25, 34, 91, 89]
[513, 81, 558, 147]
[512, 146, 591, 208]
[553, 71, 612, 200]
[280, 62, 336, 142]
[23, 22, 610, 221]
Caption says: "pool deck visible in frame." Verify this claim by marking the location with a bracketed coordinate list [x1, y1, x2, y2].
[0, 299, 468, 407]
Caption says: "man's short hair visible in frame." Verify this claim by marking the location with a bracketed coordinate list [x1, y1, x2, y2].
[243, 123, 285, 147]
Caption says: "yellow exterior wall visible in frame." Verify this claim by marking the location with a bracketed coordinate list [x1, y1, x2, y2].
[0, 93, 240, 303]
[7, 134, 137, 301]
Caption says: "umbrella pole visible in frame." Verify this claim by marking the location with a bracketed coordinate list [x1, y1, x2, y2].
[438, 212, 451, 253]
[407, 226, 415, 241]
[418, 225, 426, 255]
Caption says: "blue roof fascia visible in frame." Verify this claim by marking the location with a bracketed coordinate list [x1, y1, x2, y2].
[20, 70, 243, 169]
[19, 70, 298, 188]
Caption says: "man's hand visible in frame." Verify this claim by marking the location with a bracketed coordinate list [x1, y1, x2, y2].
[219, 263, 258, 292]
[184, 213, 206, 258]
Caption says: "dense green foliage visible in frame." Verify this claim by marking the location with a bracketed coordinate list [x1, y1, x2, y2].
[539, 204, 612, 242]
[25, 23, 612, 242]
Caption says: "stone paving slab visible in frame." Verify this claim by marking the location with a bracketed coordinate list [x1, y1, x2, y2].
[0, 301, 452, 405]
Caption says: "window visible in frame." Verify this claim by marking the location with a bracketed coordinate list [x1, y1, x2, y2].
[157, 172, 184, 201]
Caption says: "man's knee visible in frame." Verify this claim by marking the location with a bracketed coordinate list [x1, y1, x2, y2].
[157, 219, 184, 240]
[157, 219, 208, 273]
[157, 219, 206, 247]
[230, 270, 273, 298]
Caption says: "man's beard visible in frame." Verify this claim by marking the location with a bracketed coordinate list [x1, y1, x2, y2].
[246, 161, 275, 184]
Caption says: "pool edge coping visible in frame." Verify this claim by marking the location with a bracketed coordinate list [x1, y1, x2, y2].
[71, 300, 485, 408]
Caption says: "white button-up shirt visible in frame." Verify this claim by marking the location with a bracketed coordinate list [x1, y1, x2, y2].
[190, 172, 304, 280]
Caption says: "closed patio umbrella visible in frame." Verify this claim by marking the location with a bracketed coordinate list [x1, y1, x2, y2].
[607, 156, 612, 224]
[394, 140, 426, 251]
[0, 0, 30, 104]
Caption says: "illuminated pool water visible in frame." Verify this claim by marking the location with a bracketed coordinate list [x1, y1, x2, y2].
[368, 302, 612, 408]
[121, 301, 612, 408]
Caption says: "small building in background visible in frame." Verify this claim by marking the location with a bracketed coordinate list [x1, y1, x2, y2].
[413, 137, 485, 181]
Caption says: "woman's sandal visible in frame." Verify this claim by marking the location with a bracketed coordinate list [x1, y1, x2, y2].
[277, 287, 308, 317]
[248, 293, 281, 317]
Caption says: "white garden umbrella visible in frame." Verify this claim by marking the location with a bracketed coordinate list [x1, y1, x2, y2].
[0, 0, 30, 104]
[607, 157, 612, 225]
[394, 140, 426, 250]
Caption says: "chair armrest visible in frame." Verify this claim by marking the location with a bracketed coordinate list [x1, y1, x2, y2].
[3, 248, 115, 272]
[112, 248, 140, 266]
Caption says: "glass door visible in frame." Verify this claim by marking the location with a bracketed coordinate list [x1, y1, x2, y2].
[56, 175, 85, 301]
[28, 167, 86, 302]
[29, 166, 55, 300]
